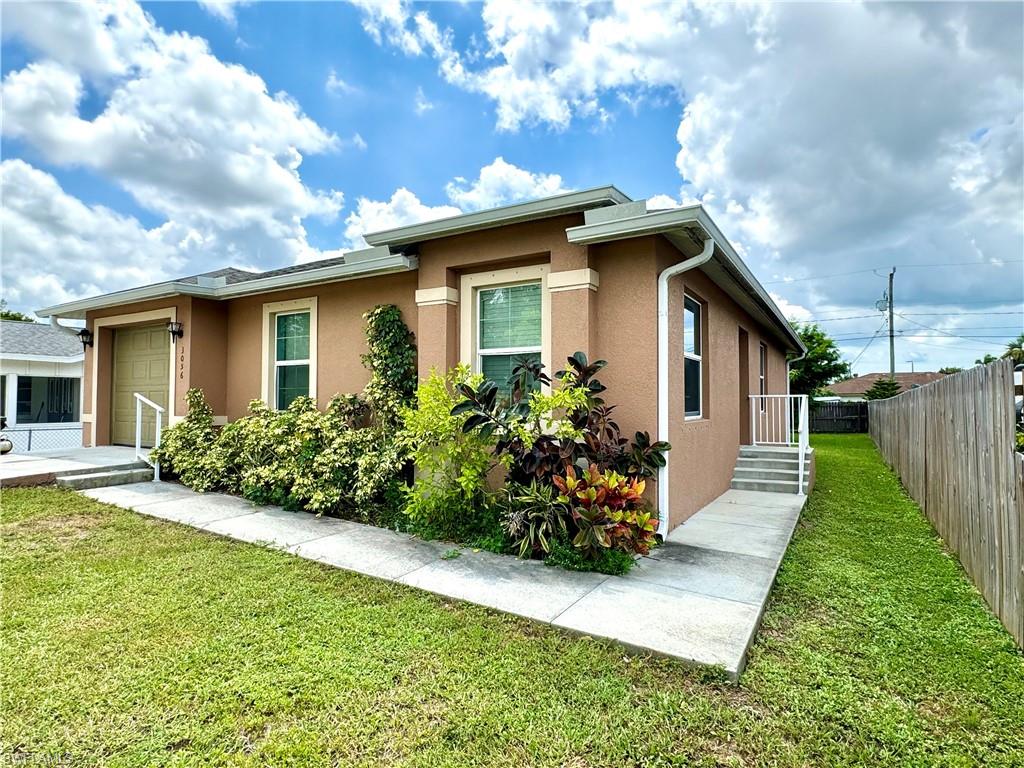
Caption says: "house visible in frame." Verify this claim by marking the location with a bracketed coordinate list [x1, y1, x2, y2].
[35, 188, 807, 532]
[827, 371, 947, 401]
[0, 319, 85, 451]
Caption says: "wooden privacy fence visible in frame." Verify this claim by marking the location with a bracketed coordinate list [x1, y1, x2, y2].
[810, 401, 869, 433]
[869, 360, 1023, 647]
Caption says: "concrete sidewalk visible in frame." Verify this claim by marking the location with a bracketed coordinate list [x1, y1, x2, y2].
[80, 482, 806, 679]
[1, 446, 143, 487]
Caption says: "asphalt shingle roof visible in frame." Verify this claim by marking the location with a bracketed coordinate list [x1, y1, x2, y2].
[1, 320, 83, 358]
[829, 371, 947, 396]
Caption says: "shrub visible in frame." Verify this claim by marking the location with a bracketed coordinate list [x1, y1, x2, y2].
[150, 388, 219, 491]
[501, 481, 568, 558]
[398, 366, 501, 540]
[453, 352, 670, 483]
[544, 538, 635, 576]
[362, 304, 416, 429]
[553, 464, 659, 558]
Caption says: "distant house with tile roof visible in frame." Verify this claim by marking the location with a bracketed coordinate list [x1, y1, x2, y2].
[826, 371, 947, 401]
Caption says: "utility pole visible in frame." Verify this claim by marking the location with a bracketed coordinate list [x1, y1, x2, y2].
[888, 267, 896, 381]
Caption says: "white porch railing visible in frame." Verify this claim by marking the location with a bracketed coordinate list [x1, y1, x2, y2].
[749, 394, 809, 494]
[134, 392, 164, 482]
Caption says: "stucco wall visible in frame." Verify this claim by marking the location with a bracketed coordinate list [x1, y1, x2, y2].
[223, 271, 418, 420]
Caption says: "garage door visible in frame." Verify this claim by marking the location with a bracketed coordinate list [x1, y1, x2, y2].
[111, 325, 170, 446]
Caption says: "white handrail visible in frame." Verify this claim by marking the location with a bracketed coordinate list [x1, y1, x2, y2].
[749, 394, 809, 495]
[134, 392, 164, 482]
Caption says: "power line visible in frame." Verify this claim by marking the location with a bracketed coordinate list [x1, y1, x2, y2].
[763, 259, 1024, 285]
[848, 320, 888, 366]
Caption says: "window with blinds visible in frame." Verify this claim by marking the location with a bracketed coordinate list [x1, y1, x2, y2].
[684, 295, 703, 418]
[477, 282, 542, 392]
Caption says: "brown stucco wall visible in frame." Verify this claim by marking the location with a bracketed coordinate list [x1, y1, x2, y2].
[223, 271, 418, 420]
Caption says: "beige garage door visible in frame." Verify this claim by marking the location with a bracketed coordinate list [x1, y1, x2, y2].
[111, 324, 170, 446]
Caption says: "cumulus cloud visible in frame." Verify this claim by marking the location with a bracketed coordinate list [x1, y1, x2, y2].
[0, 160, 184, 312]
[343, 157, 570, 248]
[356, 0, 1023, 370]
[445, 157, 567, 211]
[1, 0, 344, 293]
[326, 68, 358, 95]
[413, 86, 434, 115]
[342, 188, 461, 249]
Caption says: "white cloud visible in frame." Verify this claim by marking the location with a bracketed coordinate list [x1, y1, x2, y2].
[1, 0, 346, 293]
[445, 157, 567, 211]
[343, 157, 568, 248]
[343, 188, 460, 249]
[355, 0, 1023, 373]
[414, 86, 434, 115]
[0, 160, 185, 313]
[325, 68, 357, 95]
[197, 1, 247, 25]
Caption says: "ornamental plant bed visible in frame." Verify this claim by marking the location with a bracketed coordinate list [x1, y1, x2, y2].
[153, 305, 669, 575]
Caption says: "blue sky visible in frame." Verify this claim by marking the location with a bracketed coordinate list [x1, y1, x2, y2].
[1, 1, 1021, 373]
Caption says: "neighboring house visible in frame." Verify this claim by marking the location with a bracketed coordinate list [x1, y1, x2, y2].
[36, 189, 806, 530]
[0, 319, 85, 451]
[827, 372, 947, 401]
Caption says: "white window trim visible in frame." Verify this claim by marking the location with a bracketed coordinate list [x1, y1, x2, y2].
[459, 264, 551, 381]
[683, 294, 703, 420]
[262, 297, 317, 409]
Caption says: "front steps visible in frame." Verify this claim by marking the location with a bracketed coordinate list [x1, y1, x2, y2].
[731, 446, 810, 494]
[56, 464, 153, 490]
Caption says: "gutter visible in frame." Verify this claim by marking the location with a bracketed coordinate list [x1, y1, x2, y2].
[657, 236, 716, 539]
[36, 251, 418, 319]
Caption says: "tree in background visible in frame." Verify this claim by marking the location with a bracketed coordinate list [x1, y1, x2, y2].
[1003, 333, 1024, 365]
[864, 378, 902, 400]
[975, 353, 999, 366]
[938, 367, 963, 374]
[0, 299, 33, 322]
[788, 322, 852, 396]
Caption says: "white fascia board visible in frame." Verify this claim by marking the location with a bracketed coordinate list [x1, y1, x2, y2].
[36, 252, 418, 320]
[1, 353, 85, 364]
[363, 186, 632, 247]
[566, 206, 805, 355]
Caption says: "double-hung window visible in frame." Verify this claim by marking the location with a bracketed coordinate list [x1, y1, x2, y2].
[274, 311, 311, 410]
[477, 282, 542, 392]
[683, 295, 703, 419]
[758, 342, 768, 410]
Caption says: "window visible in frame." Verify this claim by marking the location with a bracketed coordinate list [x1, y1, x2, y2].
[759, 342, 768, 409]
[15, 376, 80, 423]
[274, 311, 311, 410]
[477, 282, 542, 392]
[683, 295, 703, 418]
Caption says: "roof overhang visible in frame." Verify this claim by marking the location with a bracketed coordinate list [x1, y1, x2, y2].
[364, 186, 631, 248]
[37, 249, 418, 320]
[1, 353, 85, 364]
[566, 206, 805, 355]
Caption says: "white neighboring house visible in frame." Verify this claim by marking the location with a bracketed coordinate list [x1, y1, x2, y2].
[1, 319, 84, 452]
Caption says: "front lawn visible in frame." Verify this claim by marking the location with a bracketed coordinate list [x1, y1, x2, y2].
[2, 434, 1022, 766]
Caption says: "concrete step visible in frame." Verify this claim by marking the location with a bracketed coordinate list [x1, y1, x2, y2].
[739, 446, 803, 460]
[730, 477, 803, 494]
[733, 466, 809, 481]
[56, 467, 154, 490]
[53, 460, 150, 478]
[734, 456, 803, 471]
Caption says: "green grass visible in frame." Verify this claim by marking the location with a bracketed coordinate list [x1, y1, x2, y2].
[2, 434, 1022, 766]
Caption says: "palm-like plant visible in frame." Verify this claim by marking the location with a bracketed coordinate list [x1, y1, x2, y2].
[1003, 333, 1024, 364]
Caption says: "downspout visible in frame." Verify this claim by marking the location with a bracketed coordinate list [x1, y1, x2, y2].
[657, 236, 715, 539]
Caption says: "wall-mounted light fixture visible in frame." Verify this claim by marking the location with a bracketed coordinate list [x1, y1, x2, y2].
[77, 328, 94, 349]
[167, 321, 184, 341]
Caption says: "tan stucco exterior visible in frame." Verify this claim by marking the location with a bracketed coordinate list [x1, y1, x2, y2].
[81, 212, 798, 530]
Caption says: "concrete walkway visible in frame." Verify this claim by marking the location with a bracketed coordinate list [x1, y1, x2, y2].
[79, 482, 806, 679]
[1, 446, 143, 487]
